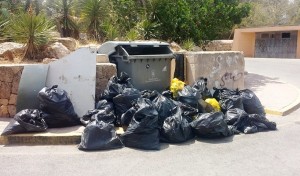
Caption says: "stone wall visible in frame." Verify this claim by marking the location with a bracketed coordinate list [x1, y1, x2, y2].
[204, 40, 233, 51]
[0, 66, 23, 117]
[95, 63, 117, 100]
[184, 51, 245, 90]
[0, 63, 116, 118]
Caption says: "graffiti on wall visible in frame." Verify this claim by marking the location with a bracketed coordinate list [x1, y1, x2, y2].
[220, 71, 244, 87]
[208, 54, 244, 88]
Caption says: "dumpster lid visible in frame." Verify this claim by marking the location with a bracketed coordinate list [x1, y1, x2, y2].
[97, 41, 171, 56]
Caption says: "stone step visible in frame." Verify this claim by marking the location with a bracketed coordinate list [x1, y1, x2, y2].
[0, 118, 125, 145]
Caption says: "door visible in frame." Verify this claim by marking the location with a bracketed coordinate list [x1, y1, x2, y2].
[255, 32, 297, 58]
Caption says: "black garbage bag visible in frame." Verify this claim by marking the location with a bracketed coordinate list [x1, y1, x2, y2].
[219, 95, 244, 113]
[225, 108, 248, 125]
[160, 107, 194, 143]
[141, 90, 160, 101]
[178, 102, 199, 123]
[78, 120, 123, 151]
[190, 112, 233, 138]
[121, 107, 136, 126]
[80, 109, 115, 126]
[120, 98, 160, 150]
[38, 85, 80, 127]
[239, 89, 265, 115]
[95, 99, 114, 113]
[232, 114, 277, 134]
[162, 90, 173, 99]
[152, 94, 177, 127]
[1, 109, 47, 135]
[101, 72, 133, 100]
[178, 85, 205, 113]
[213, 88, 238, 101]
[113, 88, 141, 125]
[193, 78, 212, 100]
[41, 113, 79, 128]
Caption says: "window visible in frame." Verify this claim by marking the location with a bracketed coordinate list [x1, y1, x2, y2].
[261, 33, 269, 39]
[282, 33, 291, 39]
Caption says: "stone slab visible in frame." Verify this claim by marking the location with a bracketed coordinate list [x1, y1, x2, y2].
[46, 48, 97, 117]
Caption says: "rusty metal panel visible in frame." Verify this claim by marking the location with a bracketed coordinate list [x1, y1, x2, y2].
[46, 48, 97, 117]
[16, 64, 49, 112]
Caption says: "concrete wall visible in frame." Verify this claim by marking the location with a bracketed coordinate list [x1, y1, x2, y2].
[0, 63, 116, 118]
[184, 51, 244, 90]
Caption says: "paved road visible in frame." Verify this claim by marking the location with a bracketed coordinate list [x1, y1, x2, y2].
[1, 58, 300, 176]
[245, 57, 300, 87]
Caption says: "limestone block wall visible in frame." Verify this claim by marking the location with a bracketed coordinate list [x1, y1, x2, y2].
[0, 63, 116, 118]
[185, 51, 245, 90]
[204, 40, 233, 51]
[0, 65, 23, 117]
[95, 63, 117, 100]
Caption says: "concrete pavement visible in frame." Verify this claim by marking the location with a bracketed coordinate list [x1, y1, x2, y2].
[245, 72, 300, 116]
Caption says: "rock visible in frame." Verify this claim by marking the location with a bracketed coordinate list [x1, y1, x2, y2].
[0, 105, 9, 117]
[7, 105, 16, 117]
[54, 37, 77, 51]
[42, 58, 58, 64]
[192, 46, 203, 52]
[0, 82, 12, 99]
[9, 94, 17, 105]
[0, 42, 24, 55]
[0, 99, 8, 106]
[0, 42, 25, 61]
[204, 40, 233, 51]
[43, 42, 71, 59]
[170, 41, 183, 52]
[2, 50, 14, 60]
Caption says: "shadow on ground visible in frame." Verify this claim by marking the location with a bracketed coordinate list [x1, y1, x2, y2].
[244, 73, 282, 91]
[196, 135, 234, 144]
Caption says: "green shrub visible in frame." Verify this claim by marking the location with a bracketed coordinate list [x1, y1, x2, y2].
[5, 12, 54, 60]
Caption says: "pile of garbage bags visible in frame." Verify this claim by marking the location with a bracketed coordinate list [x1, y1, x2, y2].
[78, 74, 277, 151]
[1, 85, 81, 135]
[1, 72, 277, 152]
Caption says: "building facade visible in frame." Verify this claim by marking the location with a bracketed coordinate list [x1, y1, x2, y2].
[232, 26, 300, 58]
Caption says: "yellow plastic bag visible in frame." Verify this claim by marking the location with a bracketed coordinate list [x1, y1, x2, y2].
[205, 98, 221, 112]
[170, 78, 185, 98]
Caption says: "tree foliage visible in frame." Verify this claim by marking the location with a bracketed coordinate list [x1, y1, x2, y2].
[0, 0, 252, 60]
[151, 0, 249, 44]
[240, 0, 300, 27]
[81, 0, 108, 40]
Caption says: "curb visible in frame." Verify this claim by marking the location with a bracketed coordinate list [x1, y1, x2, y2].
[264, 83, 300, 116]
[0, 126, 125, 145]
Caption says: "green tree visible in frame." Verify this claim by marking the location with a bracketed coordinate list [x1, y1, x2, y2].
[241, 0, 296, 27]
[151, 0, 249, 44]
[47, 0, 79, 38]
[151, 0, 196, 43]
[5, 12, 54, 60]
[81, 0, 108, 40]
[187, 0, 250, 41]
